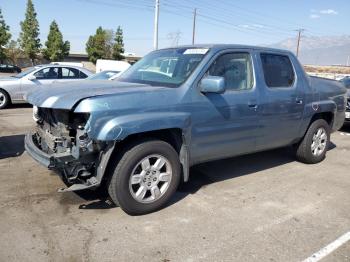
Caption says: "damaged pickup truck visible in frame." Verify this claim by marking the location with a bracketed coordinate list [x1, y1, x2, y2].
[25, 45, 347, 215]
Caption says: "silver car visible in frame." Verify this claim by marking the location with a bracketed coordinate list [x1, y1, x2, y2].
[0, 64, 92, 109]
[86, 70, 120, 80]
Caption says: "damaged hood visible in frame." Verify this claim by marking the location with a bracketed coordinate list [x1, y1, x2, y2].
[26, 80, 168, 109]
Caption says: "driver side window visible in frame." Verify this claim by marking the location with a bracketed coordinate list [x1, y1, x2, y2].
[207, 52, 254, 91]
[34, 67, 59, 80]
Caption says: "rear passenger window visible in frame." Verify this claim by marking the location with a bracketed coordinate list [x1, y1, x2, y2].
[79, 71, 88, 79]
[61, 67, 79, 79]
[206, 52, 254, 91]
[260, 53, 295, 88]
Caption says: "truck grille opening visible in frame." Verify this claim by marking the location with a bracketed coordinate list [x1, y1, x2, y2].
[35, 108, 90, 154]
[36, 108, 89, 129]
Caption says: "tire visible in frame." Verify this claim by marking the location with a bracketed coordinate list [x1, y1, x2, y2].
[0, 89, 10, 109]
[107, 139, 181, 215]
[296, 119, 330, 164]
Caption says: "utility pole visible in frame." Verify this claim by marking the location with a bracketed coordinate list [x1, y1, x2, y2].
[295, 29, 305, 58]
[192, 8, 197, 45]
[153, 0, 160, 50]
[347, 55, 350, 66]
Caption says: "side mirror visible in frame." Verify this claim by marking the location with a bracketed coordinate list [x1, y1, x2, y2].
[28, 75, 36, 81]
[199, 76, 226, 94]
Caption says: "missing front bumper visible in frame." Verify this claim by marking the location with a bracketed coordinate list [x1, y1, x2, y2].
[25, 133, 52, 168]
[24, 132, 77, 169]
[24, 132, 104, 192]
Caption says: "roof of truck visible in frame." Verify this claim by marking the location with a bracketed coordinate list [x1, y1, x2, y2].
[159, 44, 294, 55]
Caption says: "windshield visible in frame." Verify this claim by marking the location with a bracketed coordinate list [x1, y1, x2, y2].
[88, 71, 119, 80]
[13, 67, 38, 78]
[118, 47, 209, 87]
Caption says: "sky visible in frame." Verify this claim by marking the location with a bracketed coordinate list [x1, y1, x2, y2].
[1, 0, 349, 56]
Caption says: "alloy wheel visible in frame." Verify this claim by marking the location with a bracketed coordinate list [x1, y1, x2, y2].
[129, 154, 172, 203]
[311, 127, 327, 156]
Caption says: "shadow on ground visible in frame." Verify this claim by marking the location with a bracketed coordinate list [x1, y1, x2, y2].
[59, 188, 115, 210]
[9, 104, 32, 109]
[0, 134, 25, 159]
[66, 146, 308, 211]
[22, 138, 338, 212]
[60, 142, 339, 211]
[174, 147, 297, 198]
[340, 125, 350, 134]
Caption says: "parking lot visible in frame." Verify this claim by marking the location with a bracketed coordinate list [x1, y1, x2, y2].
[0, 105, 349, 262]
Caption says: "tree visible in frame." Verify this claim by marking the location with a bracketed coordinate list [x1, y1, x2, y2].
[43, 20, 70, 61]
[104, 29, 114, 59]
[18, 0, 41, 65]
[0, 8, 11, 63]
[86, 26, 111, 64]
[112, 26, 124, 60]
[6, 40, 22, 65]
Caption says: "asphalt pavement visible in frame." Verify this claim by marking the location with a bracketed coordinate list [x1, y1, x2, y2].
[0, 105, 349, 262]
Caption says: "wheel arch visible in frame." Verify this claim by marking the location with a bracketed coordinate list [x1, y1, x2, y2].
[97, 127, 190, 189]
[309, 111, 334, 127]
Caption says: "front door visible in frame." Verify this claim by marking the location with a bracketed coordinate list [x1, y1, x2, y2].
[20, 67, 60, 100]
[191, 51, 260, 164]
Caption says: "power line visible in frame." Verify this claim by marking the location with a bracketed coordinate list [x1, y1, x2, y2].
[189, 0, 341, 36]
[164, 0, 342, 37]
[161, 0, 296, 38]
[76, 0, 154, 11]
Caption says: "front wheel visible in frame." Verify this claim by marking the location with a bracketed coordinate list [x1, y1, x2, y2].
[296, 119, 330, 164]
[0, 89, 10, 109]
[108, 140, 181, 215]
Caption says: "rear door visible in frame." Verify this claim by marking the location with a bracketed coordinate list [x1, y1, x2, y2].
[256, 52, 305, 150]
[59, 67, 86, 82]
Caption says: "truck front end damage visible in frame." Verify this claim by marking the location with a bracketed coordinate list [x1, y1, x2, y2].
[25, 107, 111, 191]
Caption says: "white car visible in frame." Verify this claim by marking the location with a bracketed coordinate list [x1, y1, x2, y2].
[0, 64, 92, 109]
[87, 70, 121, 80]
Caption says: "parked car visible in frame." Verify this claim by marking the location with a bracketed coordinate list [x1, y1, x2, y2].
[0, 63, 21, 73]
[340, 76, 350, 123]
[95, 59, 130, 73]
[25, 45, 347, 215]
[50, 61, 84, 68]
[0, 64, 92, 109]
[87, 70, 120, 80]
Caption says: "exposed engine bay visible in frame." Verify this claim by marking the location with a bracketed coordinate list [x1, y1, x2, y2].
[32, 107, 106, 187]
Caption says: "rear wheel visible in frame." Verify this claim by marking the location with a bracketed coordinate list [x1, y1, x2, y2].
[108, 139, 181, 215]
[0, 89, 10, 109]
[296, 119, 330, 164]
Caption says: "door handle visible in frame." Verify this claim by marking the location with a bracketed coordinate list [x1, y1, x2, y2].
[295, 98, 303, 104]
[248, 103, 258, 110]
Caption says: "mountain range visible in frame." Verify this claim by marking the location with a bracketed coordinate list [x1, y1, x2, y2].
[270, 35, 350, 66]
